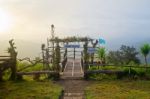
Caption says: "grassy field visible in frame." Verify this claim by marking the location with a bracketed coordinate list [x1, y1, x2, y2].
[0, 80, 62, 99]
[85, 80, 150, 99]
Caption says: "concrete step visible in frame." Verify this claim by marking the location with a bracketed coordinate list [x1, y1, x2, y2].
[64, 92, 84, 96]
[63, 96, 83, 99]
[63, 92, 84, 99]
[61, 76, 83, 80]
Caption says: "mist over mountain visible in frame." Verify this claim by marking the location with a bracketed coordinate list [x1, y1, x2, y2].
[0, 38, 150, 63]
[0, 39, 42, 59]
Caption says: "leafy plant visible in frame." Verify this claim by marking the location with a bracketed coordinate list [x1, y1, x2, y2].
[107, 45, 140, 65]
[140, 44, 150, 66]
[97, 47, 106, 64]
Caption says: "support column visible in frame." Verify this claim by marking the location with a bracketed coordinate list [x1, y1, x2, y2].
[74, 48, 75, 59]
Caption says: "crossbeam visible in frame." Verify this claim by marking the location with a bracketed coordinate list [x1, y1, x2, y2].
[0, 56, 10, 57]
[86, 70, 123, 74]
[17, 71, 58, 75]
[0, 58, 11, 61]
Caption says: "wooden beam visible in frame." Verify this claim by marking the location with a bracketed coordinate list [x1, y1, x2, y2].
[86, 70, 123, 74]
[88, 64, 150, 68]
[0, 56, 10, 57]
[0, 59, 10, 61]
[17, 71, 58, 75]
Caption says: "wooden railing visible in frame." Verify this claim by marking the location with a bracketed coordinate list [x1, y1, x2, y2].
[61, 56, 67, 72]
[0, 56, 11, 81]
[84, 62, 150, 79]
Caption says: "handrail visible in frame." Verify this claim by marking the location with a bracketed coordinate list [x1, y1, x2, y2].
[87, 63, 150, 68]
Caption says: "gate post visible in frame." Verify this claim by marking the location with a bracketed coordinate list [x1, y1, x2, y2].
[84, 63, 88, 80]
[74, 48, 75, 59]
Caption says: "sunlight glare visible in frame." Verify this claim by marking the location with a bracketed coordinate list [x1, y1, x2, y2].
[0, 9, 13, 33]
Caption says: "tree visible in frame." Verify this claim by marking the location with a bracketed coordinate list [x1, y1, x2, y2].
[120, 45, 140, 64]
[107, 50, 123, 65]
[107, 45, 140, 65]
[140, 44, 150, 66]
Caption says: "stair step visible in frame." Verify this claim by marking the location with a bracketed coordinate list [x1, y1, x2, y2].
[61, 77, 83, 80]
[64, 92, 84, 96]
[63, 96, 83, 99]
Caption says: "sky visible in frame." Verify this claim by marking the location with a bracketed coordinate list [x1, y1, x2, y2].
[0, 0, 150, 45]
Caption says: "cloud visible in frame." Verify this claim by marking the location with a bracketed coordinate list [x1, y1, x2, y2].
[0, 0, 150, 44]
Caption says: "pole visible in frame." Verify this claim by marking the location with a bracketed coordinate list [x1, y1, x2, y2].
[74, 48, 75, 60]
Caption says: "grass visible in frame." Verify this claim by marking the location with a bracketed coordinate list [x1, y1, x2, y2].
[0, 80, 62, 99]
[85, 80, 150, 99]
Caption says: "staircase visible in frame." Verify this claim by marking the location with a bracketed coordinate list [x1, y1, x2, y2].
[60, 58, 86, 99]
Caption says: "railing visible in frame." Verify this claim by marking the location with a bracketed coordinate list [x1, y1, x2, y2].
[83, 62, 150, 79]
[61, 56, 67, 72]
[0, 56, 11, 81]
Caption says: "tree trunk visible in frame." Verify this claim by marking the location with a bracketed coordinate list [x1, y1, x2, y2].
[145, 56, 148, 71]
[0, 71, 2, 81]
[10, 60, 17, 80]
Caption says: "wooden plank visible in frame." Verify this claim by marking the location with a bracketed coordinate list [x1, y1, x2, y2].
[0, 56, 10, 57]
[0, 59, 10, 61]
[17, 71, 58, 75]
[86, 70, 123, 74]
[88, 64, 150, 68]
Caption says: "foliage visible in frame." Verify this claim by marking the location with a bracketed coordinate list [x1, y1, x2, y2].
[140, 44, 150, 66]
[107, 50, 123, 65]
[17, 61, 44, 72]
[96, 47, 106, 63]
[120, 45, 140, 64]
[88, 65, 150, 80]
[0, 81, 62, 99]
[49, 36, 91, 43]
[88, 73, 117, 80]
[107, 45, 140, 65]
[85, 80, 150, 99]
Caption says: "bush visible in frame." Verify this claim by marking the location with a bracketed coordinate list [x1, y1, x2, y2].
[48, 73, 60, 80]
[124, 68, 137, 76]
[87, 73, 117, 80]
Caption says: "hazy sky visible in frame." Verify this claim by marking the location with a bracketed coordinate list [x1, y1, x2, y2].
[0, 0, 150, 44]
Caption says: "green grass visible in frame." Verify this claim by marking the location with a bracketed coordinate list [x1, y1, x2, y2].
[17, 62, 45, 72]
[0, 80, 62, 99]
[85, 80, 150, 99]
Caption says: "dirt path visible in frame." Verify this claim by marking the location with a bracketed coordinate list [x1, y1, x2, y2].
[57, 58, 88, 99]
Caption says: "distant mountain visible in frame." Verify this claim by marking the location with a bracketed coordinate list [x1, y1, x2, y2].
[0, 39, 42, 59]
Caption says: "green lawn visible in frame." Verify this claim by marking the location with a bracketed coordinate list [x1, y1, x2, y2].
[0, 80, 62, 99]
[85, 80, 150, 99]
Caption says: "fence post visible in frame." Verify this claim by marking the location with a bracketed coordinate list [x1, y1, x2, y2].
[84, 63, 89, 80]
[129, 66, 131, 75]
[0, 71, 2, 81]
[74, 48, 75, 59]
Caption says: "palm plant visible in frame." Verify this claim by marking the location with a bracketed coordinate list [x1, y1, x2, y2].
[97, 47, 106, 64]
[140, 44, 150, 66]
